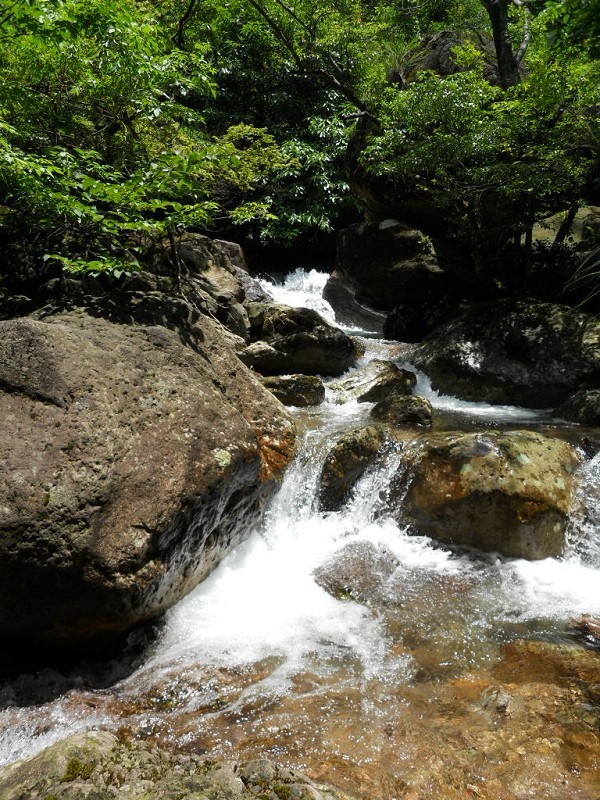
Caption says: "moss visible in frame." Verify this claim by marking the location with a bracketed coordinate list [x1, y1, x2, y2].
[274, 785, 293, 800]
[61, 755, 95, 782]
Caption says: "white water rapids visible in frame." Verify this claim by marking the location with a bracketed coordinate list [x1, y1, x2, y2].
[1, 269, 599, 797]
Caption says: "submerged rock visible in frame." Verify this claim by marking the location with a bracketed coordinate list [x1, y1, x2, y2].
[262, 374, 325, 407]
[0, 732, 354, 800]
[413, 299, 600, 407]
[314, 541, 400, 605]
[370, 393, 433, 428]
[392, 430, 580, 559]
[0, 311, 295, 648]
[318, 425, 386, 511]
[240, 302, 358, 376]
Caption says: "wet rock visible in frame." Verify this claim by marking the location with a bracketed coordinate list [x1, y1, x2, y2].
[241, 303, 358, 376]
[493, 639, 600, 687]
[318, 426, 386, 511]
[332, 359, 416, 403]
[393, 430, 580, 559]
[321, 274, 385, 335]
[370, 394, 433, 429]
[329, 220, 444, 312]
[555, 388, 600, 427]
[262, 374, 325, 407]
[314, 541, 399, 605]
[413, 299, 600, 407]
[0, 311, 295, 648]
[568, 615, 600, 652]
[0, 732, 354, 800]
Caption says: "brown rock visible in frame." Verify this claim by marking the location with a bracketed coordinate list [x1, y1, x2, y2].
[370, 394, 433, 428]
[318, 425, 386, 511]
[0, 310, 295, 648]
[392, 430, 580, 559]
[332, 359, 416, 403]
[262, 374, 325, 407]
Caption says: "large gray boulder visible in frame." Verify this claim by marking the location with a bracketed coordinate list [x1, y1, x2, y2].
[413, 299, 600, 407]
[0, 309, 295, 647]
[391, 430, 580, 559]
[0, 732, 354, 800]
[240, 302, 358, 376]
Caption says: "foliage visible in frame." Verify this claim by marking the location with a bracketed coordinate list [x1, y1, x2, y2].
[0, 0, 598, 290]
[0, 0, 292, 282]
[358, 19, 600, 285]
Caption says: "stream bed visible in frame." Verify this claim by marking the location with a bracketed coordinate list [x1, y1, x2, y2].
[1, 270, 600, 799]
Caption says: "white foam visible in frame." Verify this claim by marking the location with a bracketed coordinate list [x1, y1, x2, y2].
[410, 365, 551, 421]
[259, 268, 336, 324]
[499, 556, 600, 621]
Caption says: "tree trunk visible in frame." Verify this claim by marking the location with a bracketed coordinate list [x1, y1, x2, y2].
[481, 0, 521, 89]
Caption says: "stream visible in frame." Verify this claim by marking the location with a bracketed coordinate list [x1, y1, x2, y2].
[1, 269, 600, 799]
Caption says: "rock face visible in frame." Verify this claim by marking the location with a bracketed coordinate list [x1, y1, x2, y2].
[240, 302, 358, 376]
[0, 732, 354, 800]
[328, 220, 443, 312]
[318, 426, 386, 511]
[393, 430, 580, 559]
[331, 359, 416, 403]
[262, 374, 325, 407]
[413, 299, 600, 407]
[0, 310, 295, 647]
[370, 394, 433, 429]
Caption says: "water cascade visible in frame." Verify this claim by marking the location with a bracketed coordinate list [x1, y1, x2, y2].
[1, 269, 599, 799]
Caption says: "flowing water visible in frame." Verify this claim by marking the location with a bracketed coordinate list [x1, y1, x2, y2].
[1, 269, 600, 799]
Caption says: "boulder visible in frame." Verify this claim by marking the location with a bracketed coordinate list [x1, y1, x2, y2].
[329, 220, 445, 312]
[370, 394, 433, 429]
[318, 426, 386, 511]
[240, 302, 358, 376]
[555, 389, 600, 427]
[0, 732, 353, 800]
[383, 298, 468, 343]
[321, 273, 385, 335]
[314, 541, 399, 605]
[331, 359, 416, 403]
[392, 430, 580, 559]
[150, 233, 272, 304]
[144, 234, 272, 339]
[262, 374, 325, 407]
[0, 310, 295, 648]
[413, 299, 600, 407]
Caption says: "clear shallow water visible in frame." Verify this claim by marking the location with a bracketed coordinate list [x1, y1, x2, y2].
[1, 270, 599, 798]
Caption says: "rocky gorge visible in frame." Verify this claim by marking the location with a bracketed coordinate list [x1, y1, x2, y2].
[0, 233, 600, 799]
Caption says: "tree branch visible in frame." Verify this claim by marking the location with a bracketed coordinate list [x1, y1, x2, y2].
[173, 0, 201, 51]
